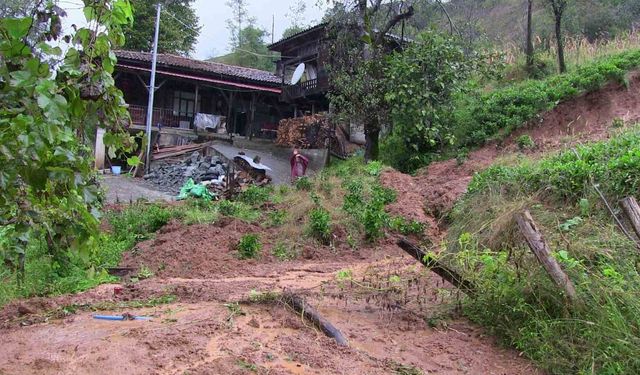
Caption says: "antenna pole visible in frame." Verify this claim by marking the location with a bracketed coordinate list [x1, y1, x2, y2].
[145, 3, 161, 174]
[272, 14, 275, 44]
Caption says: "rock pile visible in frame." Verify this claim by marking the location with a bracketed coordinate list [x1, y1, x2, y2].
[144, 151, 227, 194]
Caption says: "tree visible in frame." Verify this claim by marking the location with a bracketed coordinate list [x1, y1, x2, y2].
[282, 0, 308, 39]
[383, 31, 479, 172]
[326, 0, 415, 161]
[122, 0, 200, 56]
[212, 25, 275, 71]
[546, 0, 568, 73]
[525, 0, 534, 72]
[226, 0, 254, 49]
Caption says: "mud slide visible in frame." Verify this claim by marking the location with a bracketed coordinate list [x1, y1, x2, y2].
[0, 217, 540, 374]
[382, 71, 640, 220]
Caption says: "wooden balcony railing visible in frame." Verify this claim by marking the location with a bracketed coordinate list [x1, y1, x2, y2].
[128, 105, 192, 128]
[282, 75, 329, 101]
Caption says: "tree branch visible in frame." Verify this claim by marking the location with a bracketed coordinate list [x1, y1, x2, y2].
[374, 5, 414, 45]
[435, 0, 460, 36]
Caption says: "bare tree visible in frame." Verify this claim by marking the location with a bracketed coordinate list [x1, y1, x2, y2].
[546, 0, 568, 73]
[525, 0, 534, 72]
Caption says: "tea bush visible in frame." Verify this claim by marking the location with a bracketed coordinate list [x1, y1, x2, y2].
[236, 234, 262, 259]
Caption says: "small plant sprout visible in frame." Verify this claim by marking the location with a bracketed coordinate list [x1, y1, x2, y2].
[237, 234, 262, 259]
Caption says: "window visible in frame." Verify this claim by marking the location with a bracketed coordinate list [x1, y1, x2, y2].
[172, 91, 196, 118]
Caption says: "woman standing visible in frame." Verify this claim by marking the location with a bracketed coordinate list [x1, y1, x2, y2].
[290, 149, 309, 182]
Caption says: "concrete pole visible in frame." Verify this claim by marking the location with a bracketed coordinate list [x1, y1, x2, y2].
[145, 3, 161, 174]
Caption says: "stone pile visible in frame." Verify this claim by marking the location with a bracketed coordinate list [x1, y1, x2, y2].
[144, 151, 227, 194]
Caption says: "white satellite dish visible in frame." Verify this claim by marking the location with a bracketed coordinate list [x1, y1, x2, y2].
[291, 63, 305, 85]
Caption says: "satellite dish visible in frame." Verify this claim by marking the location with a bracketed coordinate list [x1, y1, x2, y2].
[291, 63, 305, 85]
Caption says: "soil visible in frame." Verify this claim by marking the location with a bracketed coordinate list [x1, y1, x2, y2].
[407, 71, 640, 218]
[3, 72, 637, 375]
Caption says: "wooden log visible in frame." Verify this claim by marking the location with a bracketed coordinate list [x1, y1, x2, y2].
[515, 210, 577, 301]
[397, 238, 476, 296]
[620, 197, 640, 241]
[282, 293, 349, 346]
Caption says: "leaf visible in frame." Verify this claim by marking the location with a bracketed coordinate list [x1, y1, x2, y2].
[1, 18, 32, 39]
[126, 155, 141, 167]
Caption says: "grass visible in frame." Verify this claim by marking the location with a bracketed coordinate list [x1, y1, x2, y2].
[443, 126, 640, 374]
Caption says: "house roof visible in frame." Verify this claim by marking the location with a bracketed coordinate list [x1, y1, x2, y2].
[268, 23, 328, 51]
[268, 22, 410, 52]
[114, 50, 282, 85]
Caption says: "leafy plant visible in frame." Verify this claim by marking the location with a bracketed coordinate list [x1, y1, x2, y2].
[271, 242, 296, 261]
[389, 216, 426, 236]
[516, 135, 536, 150]
[236, 234, 262, 259]
[0, 0, 135, 279]
[238, 185, 271, 206]
[295, 176, 312, 191]
[308, 207, 331, 244]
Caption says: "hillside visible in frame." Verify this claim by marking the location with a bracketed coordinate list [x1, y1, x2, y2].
[408, 0, 640, 45]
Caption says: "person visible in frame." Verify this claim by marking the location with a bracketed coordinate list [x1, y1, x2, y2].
[290, 149, 309, 182]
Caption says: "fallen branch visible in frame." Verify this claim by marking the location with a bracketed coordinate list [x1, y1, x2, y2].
[281, 293, 348, 346]
[620, 196, 640, 242]
[515, 210, 577, 302]
[396, 238, 476, 296]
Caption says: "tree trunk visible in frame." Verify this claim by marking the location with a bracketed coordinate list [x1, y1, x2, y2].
[515, 210, 577, 301]
[282, 293, 349, 346]
[620, 197, 640, 241]
[554, 13, 566, 73]
[525, 0, 534, 71]
[364, 126, 379, 162]
[397, 238, 476, 296]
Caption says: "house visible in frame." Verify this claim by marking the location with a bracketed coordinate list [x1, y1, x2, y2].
[113, 50, 291, 141]
[268, 23, 330, 114]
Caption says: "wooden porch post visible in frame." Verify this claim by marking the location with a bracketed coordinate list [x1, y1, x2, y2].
[249, 92, 257, 141]
[194, 84, 200, 113]
[228, 91, 235, 135]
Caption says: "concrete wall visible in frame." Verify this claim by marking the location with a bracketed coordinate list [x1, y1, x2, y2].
[233, 137, 328, 171]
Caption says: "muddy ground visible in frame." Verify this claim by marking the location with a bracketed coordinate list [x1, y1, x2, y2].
[2, 72, 638, 375]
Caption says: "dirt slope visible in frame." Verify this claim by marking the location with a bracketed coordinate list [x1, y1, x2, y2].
[409, 71, 640, 218]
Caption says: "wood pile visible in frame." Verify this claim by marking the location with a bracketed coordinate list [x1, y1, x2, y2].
[276, 114, 332, 149]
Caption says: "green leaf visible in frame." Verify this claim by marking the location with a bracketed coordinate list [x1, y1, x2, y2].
[1, 18, 32, 39]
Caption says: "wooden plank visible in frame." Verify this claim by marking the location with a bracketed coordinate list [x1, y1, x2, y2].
[621, 196, 640, 241]
[397, 238, 476, 296]
[282, 293, 349, 346]
[515, 210, 577, 302]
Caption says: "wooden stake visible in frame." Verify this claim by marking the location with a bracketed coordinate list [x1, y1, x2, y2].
[397, 238, 476, 296]
[620, 197, 640, 240]
[282, 293, 349, 346]
[515, 210, 577, 301]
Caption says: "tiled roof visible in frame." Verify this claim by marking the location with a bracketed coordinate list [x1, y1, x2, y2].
[268, 23, 328, 50]
[114, 50, 281, 85]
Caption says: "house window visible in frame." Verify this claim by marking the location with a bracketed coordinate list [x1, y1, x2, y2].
[173, 91, 195, 118]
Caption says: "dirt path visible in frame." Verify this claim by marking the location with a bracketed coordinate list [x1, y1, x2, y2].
[0, 253, 540, 375]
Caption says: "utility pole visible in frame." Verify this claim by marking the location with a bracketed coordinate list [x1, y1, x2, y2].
[145, 3, 161, 174]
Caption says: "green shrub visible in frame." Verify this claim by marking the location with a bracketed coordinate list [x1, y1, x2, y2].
[236, 234, 262, 259]
[266, 210, 287, 227]
[218, 200, 260, 222]
[389, 216, 426, 235]
[108, 203, 174, 242]
[308, 207, 331, 243]
[272, 242, 296, 261]
[238, 185, 271, 206]
[467, 128, 640, 203]
[516, 134, 536, 150]
[295, 176, 312, 191]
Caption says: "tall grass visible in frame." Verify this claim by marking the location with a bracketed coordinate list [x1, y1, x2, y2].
[446, 127, 640, 374]
[501, 30, 640, 74]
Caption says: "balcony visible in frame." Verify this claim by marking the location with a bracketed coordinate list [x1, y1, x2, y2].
[128, 104, 193, 129]
[282, 76, 329, 102]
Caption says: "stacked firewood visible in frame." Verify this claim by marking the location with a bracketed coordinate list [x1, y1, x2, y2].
[276, 114, 332, 149]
